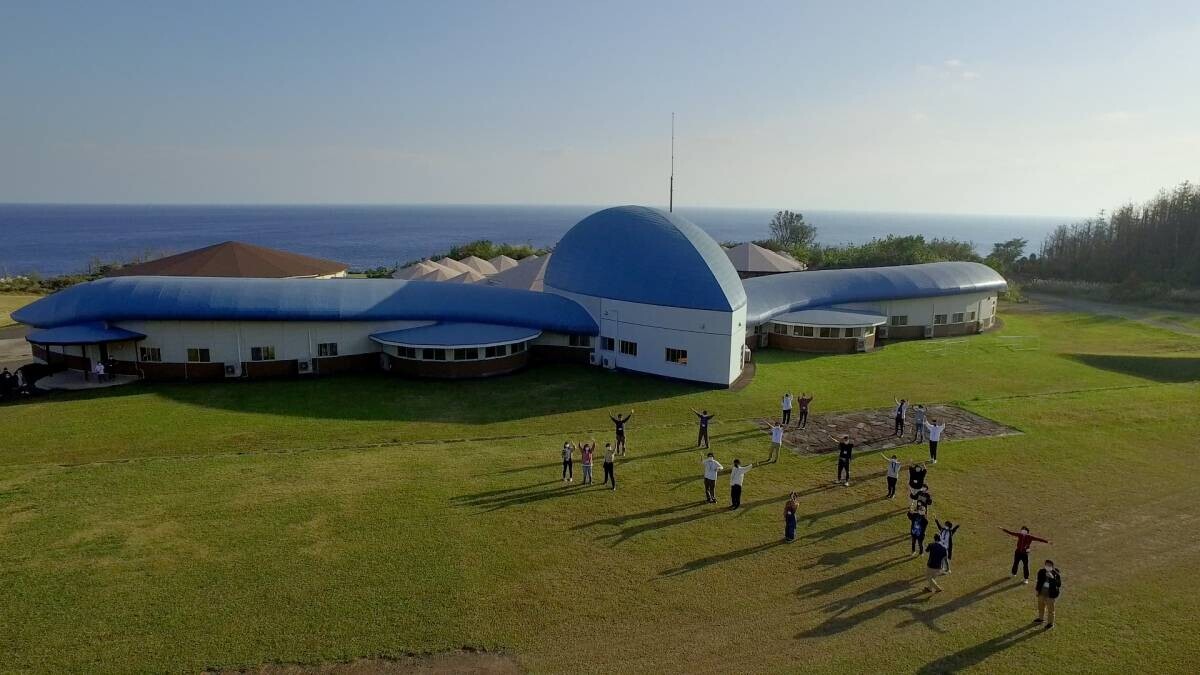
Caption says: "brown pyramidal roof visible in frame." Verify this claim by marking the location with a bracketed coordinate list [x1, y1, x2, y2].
[108, 241, 349, 278]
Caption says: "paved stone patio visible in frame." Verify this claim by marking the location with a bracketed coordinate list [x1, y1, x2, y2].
[760, 404, 1022, 455]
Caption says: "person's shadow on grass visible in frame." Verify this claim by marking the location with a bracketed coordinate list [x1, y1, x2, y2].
[658, 540, 786, 578]
[915, 623, 1042, 673]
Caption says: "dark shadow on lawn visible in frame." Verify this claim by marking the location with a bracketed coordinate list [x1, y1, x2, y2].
[659, 540, 786, 577]
[916, 623, 1042, 674]
[798, 588, 927, 638]
[895, 577, 1014, 633]
[494, 444, 696, 476]
[795, 554, 912, 600]
[121, 364, 706, 422]
[1066, 353, 1200, 383]
[803, 533, 908, 568]
[802, 508, 903, 543]
[452, 480, 595, 512]
[596, 493, 789, 547]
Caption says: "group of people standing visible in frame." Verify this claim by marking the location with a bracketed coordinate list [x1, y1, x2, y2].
[0, 367, 27, 400]
[553, 394, 1065, 628]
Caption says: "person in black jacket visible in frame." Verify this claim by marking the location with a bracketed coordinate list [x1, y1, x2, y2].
[908, 462, 928, 491]
[610, 410, 633, 456]
[908, 506, 929, 556]
[1035, 560, 1063, 629]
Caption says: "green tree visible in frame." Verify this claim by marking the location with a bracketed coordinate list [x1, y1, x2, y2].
[768, 210, 817, 250]
[984, 238, 1028, 275]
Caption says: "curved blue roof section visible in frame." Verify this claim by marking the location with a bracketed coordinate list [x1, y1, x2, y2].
[371, 322, 540, 347]
[13, 276, 598, 335]
[545, 206, 747, 312]
[26, 322, 147, 345]
[743, 262, 1007, 325]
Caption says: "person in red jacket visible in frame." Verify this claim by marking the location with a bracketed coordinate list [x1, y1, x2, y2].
[1001, 526, 1050, 583]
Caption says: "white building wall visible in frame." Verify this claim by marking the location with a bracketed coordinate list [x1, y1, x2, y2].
[111, 319, 434, 364]
[546, 287, 744, 386]
[837, 291, 996, 327]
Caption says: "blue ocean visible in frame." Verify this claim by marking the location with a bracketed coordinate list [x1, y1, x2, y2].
[0, 204, 1072, 277]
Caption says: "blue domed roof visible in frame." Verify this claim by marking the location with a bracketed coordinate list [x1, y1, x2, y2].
[545, 206, 747, 312]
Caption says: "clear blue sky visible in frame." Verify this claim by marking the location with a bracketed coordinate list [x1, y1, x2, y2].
[2, 1, 1197, 215]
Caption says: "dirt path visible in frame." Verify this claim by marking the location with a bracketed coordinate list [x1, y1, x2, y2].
[1022, 292, 1200, 336]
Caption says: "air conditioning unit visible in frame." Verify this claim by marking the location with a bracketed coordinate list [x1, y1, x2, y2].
[380, 353, 392, 371]
[224, 363, 240, 378]
[588, 352, 600, 366]
[856, 338, 867, 352]
[602, 356, 615, 370]
[298, 360, 312, 374]
[877, 326, 889, 339]
[923, 326, 935, 338]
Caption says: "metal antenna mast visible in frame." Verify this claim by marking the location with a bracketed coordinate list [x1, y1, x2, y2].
[669, 112, 675, 212]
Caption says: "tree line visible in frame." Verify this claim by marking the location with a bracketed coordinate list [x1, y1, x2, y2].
[1022, 182, 1200, 287]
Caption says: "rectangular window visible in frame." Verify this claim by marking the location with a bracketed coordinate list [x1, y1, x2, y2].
[864, 326, 876, 337]
[600, 336, 615, 351]
[819, 327, 835, 338]
[934, 314, 948, 325]
[250, 346, 276, 361]
[139, 347, 162, 362]
[316, 342, 338, 357]
[952, 312, 965, 324]
[773, 323, 788, 335]
[568, 334, 592, 347]
[422, 348, 446, 361]
[454, 347, 479, 360]
[397, 346, 417, 359]
[186, 348, 210, 363]
[791, 325, 803, 336]
[967, 310, 977, 321]
[800, 326, 815, 337]
[484, 344, 508, 358]
[846, 327, 862, 338]
[665, 347, 688, 364]
[619, 340, 638, 356]
[511, 341, 526, 354]
[890, 315, 908, 326]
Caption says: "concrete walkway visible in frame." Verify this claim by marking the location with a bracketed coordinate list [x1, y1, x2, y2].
[35, 371, 139, 392]
[1023, 292, 1200, 337]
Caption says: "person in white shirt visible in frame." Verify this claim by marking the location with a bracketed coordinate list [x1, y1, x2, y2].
[924, 419, 947, 463]
[882, 454, 903, 499]
[729, 459, 753, 510]
[781, 392, 793, 425]
[701, 452, 723, 504]
[893, 398, 908, 436]
[93, 361, 106, 383]
[767, 420, 785, 463]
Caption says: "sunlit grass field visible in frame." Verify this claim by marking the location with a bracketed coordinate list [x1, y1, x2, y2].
[2, 302, 1199, 673]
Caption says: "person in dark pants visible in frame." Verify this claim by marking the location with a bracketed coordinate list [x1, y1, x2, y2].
[784, 491, 799, 542]
[893, 398, 908, 436]
[924, 539, 948, 592]
[796, 393, 813, 428]
[691, 408, 716, 448]
[602, 443, 617, 490]
[908, 506, 929, 556]
[728, 459, 753, 510]
[908, 462, 928, 492]
[701, 452, 723, 503]
[610, 410, 633, 456]
[911, 485, 933, 512]
[1035, 560, 1063, 629]
[883, 454, 902, 499]
[935, 519, 960, 572]
[924, 419, 946, 464]
[560, 441, 574, 482]
[830, 434, 854, 486]
[781, 392, 793, 425]
[1002, 526, 1051, 583]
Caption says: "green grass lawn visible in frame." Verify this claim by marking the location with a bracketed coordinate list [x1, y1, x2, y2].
[0, 293, 39, 329]
[2, 303, 1200, 673]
